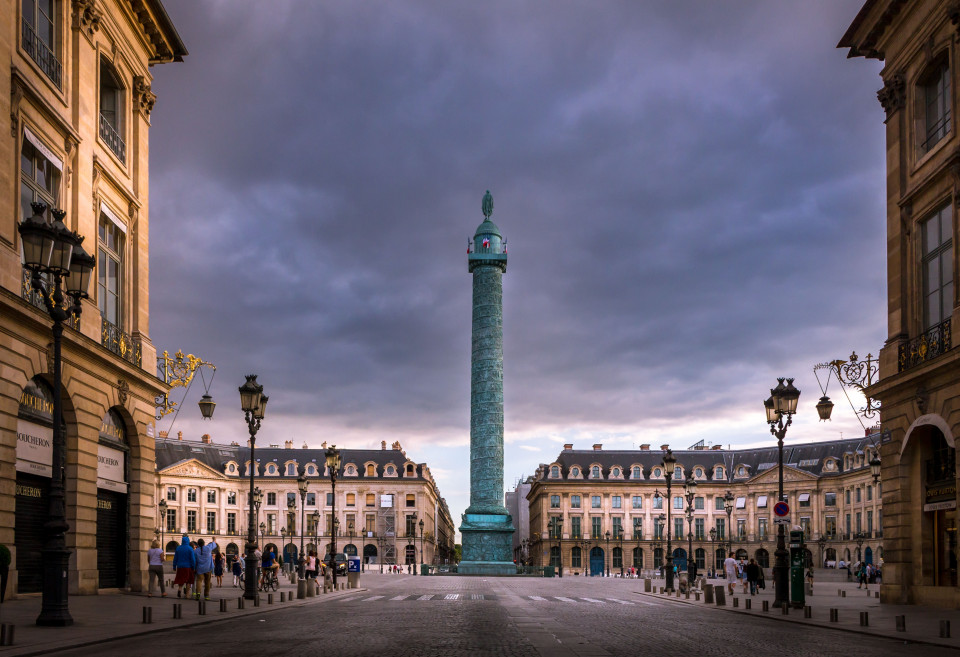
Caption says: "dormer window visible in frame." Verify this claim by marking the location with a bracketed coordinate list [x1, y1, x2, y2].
[406, 464, 415, 476]
[674, 466, 682, 478]
[366, 464, 376, 476]
[714, 466, 724, 479]
[591, 466, 601, 479]
[306, 464, 317, 476]
[611, 467, 620, 478]
[631, 466, 641, 479]
[652, 467, 662, 478]
[286, 463, 297, 476]
[550, 465, 560, 478]
[227, 463, 236, 474]
[266, 464, 277, 475]
[571, 467, 580, 477]
[386, 465, 395, 475]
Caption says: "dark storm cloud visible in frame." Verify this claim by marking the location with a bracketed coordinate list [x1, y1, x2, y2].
[147, 1, 884, 512]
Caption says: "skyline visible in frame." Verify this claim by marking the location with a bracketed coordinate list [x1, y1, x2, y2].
[146, 1, 885, 525]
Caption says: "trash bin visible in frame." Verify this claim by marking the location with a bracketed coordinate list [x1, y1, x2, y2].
[543, 566, 555, 578]
[421, 564, 430, 576]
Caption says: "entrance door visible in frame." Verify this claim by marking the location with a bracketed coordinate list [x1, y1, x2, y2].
[15, 474, 49, 593]
[284, 543, 298, 566]
[673, 548, 687, 573]
[363, 544, 377, 564]
[589, 547, 604, 576]
[96, 489, 127, 588]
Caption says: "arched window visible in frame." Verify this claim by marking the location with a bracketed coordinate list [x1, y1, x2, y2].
[99, 58, 125, 161]
[715, 466, 724, 479]
[98, 213, 124, 328]
[406, 464, 414, 476]
[366, 464, 375, 476]
[632, 466, 641, 479]
[917, 55, 951, 156]
[652, 468, 662, 478]
[612, 547, 623, 569]
[286, 463, 296, 476]
[591, 466, 600, 479]
[695, 548, 705, 569]
[550, 465, 559, 478]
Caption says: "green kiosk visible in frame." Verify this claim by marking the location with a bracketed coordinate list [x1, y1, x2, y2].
[789, 529, 805, 609]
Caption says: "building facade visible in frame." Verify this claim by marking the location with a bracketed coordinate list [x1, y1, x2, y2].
[155, 435, 457, 568]
[0, 0, 185, 598]
[526, 438, 882, 577]
[840, 1, 960, 607]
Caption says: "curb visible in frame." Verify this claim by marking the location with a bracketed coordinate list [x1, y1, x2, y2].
[633, 590, 959, 651]
[0, 588, 367, 657]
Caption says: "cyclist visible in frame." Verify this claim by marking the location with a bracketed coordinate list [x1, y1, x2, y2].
[260, 547, 280, 588]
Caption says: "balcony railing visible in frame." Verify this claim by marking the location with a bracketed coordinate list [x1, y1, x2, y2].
[21, 18, 61, 88]
[899, 318, 952, 372]
[101, 318, 142, 367]
[99, 113, 126, 163]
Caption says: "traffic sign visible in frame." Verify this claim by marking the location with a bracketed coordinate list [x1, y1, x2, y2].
[774, 517, 791, 525]
[774, 501, 790, 517]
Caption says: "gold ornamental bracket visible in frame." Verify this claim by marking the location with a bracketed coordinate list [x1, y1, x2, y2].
[155, 350, 216, 420]
[813, 351, 881, 422]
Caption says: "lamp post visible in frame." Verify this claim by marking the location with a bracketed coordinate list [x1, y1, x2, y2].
[377, 533, 384, 574]
[259, 522, 266, 554]
[662, 449, 677, 592]
[419, 518, 425, 575]
[280, 527, 288, 567]
[616, 525, 625, 577]
[158, 498, 168, 555]
[297, 471, 308, 578]
[19, 203, 95, 627]
[684, 472, 698, 584]
[855, 532, 865, 563]
[605, 530, 611, 577]
[655, 513, 665, 575]
[817, 535, 827, 568]
[709, 527, 717, 577]
[549, 517, 563, 577]
[765, 377, 801, 609]
[239, 374, 268, 600]
[409, 512, 418, 576]
[325, 445, 341, 588]
[634, 517, 642, 574]
[311, 509, 320, 569]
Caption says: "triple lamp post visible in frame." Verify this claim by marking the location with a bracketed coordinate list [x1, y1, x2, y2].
[239, 375, 268, 600]
[764, 377, 800, 609]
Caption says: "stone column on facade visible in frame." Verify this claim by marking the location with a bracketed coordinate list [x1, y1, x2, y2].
[458, 191, 515, 575]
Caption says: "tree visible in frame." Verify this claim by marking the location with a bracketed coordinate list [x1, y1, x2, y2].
[454, 543, 462, 563]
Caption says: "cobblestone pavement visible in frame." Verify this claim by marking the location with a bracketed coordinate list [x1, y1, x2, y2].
[47, 574, 957, 657]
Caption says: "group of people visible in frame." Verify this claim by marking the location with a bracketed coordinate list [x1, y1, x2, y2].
[145, 535, 226, 599]
[723, 552, 765, 595]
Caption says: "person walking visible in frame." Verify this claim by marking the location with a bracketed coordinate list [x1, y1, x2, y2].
[194, 538, 218, 600]
[745, 558, 760, 596]
[172, 535, 196, 598]
[213, 549, 225, 587]
[740, 558, 749, 594]
[146, 539, 167, 597]
[723, 552, 738, 595]
[231, 554, 243, 587]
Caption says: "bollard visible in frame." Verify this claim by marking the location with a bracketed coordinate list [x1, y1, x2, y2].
[837, 588, 842, 597]
[685, 590, 690, 600]
[173, 603, 182, 619]
[644, 578, 652, 592]
[896, 615, 906, 632]
[804, 606, 812, 619]
[762, 600, 769, 612]
[298, 579, 307, 599]
[733, 597, 739, 608]
[253, 596, 260, 607]
[781, 604, 789, 616]
[830, 608, 839, 623]
[745, 599, 751, 610]
[142, 606, 153, 624]
[280, 592, 286, 602]
[268, 593, 274, 605]
[841, 590, 847, 598]
[859, 611, 868, 627]
[659, 586, 664, 594]
[198, 600, 206, 616]
[703, 585, 714, 604]
[941, 620, 951, 638]
[237, 597, 245, 609]
[0, 624, 15, 647]
[695, 592, 700, 601]
[220, 599, 227, 612]
[875, 591, 880, 599]
[714, 587, 726, 606]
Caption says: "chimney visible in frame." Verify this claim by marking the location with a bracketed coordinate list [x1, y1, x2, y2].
[159, 431, 169, 439]
[563, 444, 573, 451]
[302, 442, 308, 448]
[660, 444, 669, 451]
[178, 431, 183, 441]
[285, 440, 293, 449]
[639, 444, 650, 451]
[593, 444, 602, 451]
[392, 441, 402, 451]
[382, 441, 387, 450]
[201, 434, 211, 444]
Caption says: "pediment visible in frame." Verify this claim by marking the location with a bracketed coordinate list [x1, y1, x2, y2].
[160, 458, 227, 479]
[749, 464, 817, 484]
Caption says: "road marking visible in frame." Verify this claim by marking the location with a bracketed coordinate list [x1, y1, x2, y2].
[555, 596, 577, 602]
[444, 594, 460, 600]
[362, 596, 384, 602]
[418, 594, 434, 601]
[390, 595, 409, 601]
[471, 594, 485, 600]
[605, 598, 635, 605]
[580, 597, 606, 604]
[528, 595, 548, 601]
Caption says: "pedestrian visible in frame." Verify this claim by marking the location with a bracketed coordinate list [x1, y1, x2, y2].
[213, 548, 225, 587]
[745, 558, 760, 595]
[146, 539, 166, 597]
[806, 567, 814, 592]
[858, 563, 867, 589]
[194, 538, 218, 600]
[758, 565, 766, 590]
[172, 534, 196, 598]
[231, 554, 243, 587]
[723, 552, 738, 595]
[740, 559, 748, 594]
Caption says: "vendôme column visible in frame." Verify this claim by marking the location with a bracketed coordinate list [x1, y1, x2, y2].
[458, 190, 516, 575]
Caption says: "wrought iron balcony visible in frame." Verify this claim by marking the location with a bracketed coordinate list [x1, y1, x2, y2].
[21, 18, 61, 88]
[101, 318, 142, 367]
[99, 113, 126, 163]
[899, 318, 952, 372]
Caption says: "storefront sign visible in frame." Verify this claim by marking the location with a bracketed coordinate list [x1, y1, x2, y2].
[97, 444, 126, 492]
[925, 484, 956, 503]
[16, 419, 52, 477]
[924, 500, 957, 512]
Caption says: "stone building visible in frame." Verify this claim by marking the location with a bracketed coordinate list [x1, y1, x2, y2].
[155, 435, 457, 568]
[526, 438, 882, 577]
[840, 1, 960, 607]
[0, 0, 185, 598]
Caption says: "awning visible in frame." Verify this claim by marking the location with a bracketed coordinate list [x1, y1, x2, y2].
[100, 202, 127, 234]
[735, 497, 746, 509]
[798, 493, 810, 502]
[757, 495, 768, 507]
[23, 126, 63, 170]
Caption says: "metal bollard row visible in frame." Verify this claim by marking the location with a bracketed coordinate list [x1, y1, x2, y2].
[895, 615, 906, 632]
[762, 600, 769, 612]
[941, 620, 951, 638]
[172, 603, 182, 619]
[0, 624, 15, 647]
[745, 599, 751, 610]
[237, 596, 245, 609]
[142, 606, 153, 624]
[803, 606, 812, 619]
[829, 608, 839, 623]
[219, 599, 228, 612]
[859, 611, 868, 627]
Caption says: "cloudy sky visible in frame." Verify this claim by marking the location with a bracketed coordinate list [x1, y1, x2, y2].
[147, 1, 885, 528]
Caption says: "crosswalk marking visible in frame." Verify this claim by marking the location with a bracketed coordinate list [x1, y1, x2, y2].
[418, 594, 434, 601]
[605, 598, 635, 605]
[390, 595, 409, 601]
[363, 596, 384, 602]
[555, 596, 577, 602]
[444, 594, 460, 600]
[471, 594, 484, 600]
[529, 595, 548, 601]
[581, 597, 606, 604]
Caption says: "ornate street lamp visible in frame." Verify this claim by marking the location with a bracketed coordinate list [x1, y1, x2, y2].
[297, 470, 308, 578]
[239, 374, 267, 600]
[418, 518, 425, 575]
[615, 524, 625, 577]
[684, 472, 698, 584]
[259, 522, 266, 555]
[816, 535, 827, 567]
[311, 509, 320, 563]
[654, 513, 665, 573]
[766, 377, 800, 609]
[409, 511, 418, 576]
[709, 527, 717, 576]
[548, 517, 563, 577]
[280, 527, 288, 567]
[20, 203, 94, 626]
[158, 498, 168, 554]
[605, 530, 611, 577]
[855, 532, 865, 563]
[325, 445, 341, 587]
[634, 517, 642, 574]
[724, 489, 734, 556]
[662, 449, 677, 592]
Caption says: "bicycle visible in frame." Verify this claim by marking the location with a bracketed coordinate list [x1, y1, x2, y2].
[259, 567, 279, 592]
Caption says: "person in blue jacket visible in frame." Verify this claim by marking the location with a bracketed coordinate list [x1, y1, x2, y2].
[172, 535, 196, 598]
